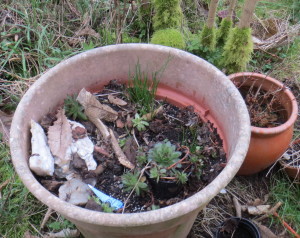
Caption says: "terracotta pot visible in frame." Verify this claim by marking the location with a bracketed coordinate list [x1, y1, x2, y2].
[280, 139, 300, 180]
[10, 44, 251, 238]
[228, 72, 298, 175]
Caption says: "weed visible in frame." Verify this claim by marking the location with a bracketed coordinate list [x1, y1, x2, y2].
[132, 113, 149, 131]
[64, 95, 87, 121]
[121, 171, 149, 196]
[127, 62, 159, 115]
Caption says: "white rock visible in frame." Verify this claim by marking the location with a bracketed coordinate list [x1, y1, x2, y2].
[29, 120, 55, 176]
[74, 137, 97, 170]
[58, 178, 90, 205]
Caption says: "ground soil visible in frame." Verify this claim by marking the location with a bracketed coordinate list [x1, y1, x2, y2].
[38, 80, 226, 213]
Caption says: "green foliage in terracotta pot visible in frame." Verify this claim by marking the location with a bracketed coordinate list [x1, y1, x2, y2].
[221, 27, 253, 74]
[217, 18, 233, 46]
[152, 0, 183, 31]
[151, 29, 186, 49]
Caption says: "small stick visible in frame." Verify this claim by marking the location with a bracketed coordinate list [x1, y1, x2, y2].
[167, 146, 190, 170]
[232, 196, 242, 217]
[142, 105, 164, 121]
[255, 201, 282, 222]
[109, 129, 135, 169]
[40, 208, 54, 230]
[273, 212, 300, 238]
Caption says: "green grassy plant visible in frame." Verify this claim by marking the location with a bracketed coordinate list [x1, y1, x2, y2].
[127, 63, 160, 115]
[151, 28, 186, 49]
[152, 0, 183, 31]
[270, 172, 300, 234]
[221, 27, 253, 74]
[0, 143, 46, 237]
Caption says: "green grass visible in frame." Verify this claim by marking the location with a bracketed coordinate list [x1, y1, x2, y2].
[270, 171, 300, 234]
[0, 143, 46, 237]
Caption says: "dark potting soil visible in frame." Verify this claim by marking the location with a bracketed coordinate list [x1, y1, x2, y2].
[38, 80, 226, 213]
[238, 86, 287, 128]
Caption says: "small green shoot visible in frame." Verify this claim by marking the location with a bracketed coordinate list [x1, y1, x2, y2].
[175, 171, 188, 184]
[64, 95, 87, 121]
[121, 171, 149, 196]
[132, 113, 149, 131]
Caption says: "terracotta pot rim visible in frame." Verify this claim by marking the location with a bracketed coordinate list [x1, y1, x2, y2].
[229, 72, 298, 135]
[10, 44, 251, 227]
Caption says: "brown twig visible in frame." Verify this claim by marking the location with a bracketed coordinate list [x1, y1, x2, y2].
[273, 212, 300, 238]
[167, 146, 190, 170]
[255, 201, 282, 222]
[40, 208, 54, 230]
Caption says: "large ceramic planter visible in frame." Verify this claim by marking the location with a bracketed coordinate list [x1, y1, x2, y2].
[229, 72, 298, 175]
[10, 44, 251, 238]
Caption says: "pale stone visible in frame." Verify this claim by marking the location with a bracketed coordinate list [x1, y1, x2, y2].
[58, 178, 90, 205]
[29, 120, 55, 176]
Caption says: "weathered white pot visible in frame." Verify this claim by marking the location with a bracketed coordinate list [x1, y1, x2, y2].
[10, 44, 251, 238]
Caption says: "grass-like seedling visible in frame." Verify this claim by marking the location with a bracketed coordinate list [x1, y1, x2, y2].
[132, 113, 149, 131]
[121, 171, 149, 196]
[64, 95, 87, 121]
[127, 63, 159, 115]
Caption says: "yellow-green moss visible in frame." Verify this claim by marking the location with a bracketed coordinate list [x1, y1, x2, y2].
[200, 25, 217, 51]
[217, 18, 233, 46]
[221, 27, 253, 74]
[151, 29, 186, 49]
[153, 0, 183, 31]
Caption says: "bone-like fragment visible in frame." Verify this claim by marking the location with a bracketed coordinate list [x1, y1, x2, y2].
[29, 120, 55, 176]
[59, 178, 90, 206]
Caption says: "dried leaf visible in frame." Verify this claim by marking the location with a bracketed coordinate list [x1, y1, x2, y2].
[254, 222, 278, 238]
[23, 231, 39, 238]
[108, 94, 127, 106]
[116, 119, 125, 128]
[94, 145, 111, 157]
[77, 88, 118, 122]
[0, 110, 13, 145]
[109, 129, 135, 169]
[75, 27, 100, 38]
[123, 137, 138, 165]
[48, 109, 72, 161]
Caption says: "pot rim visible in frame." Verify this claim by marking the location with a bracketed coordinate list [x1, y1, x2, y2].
[228, 72, 298, 135]
[10, 44, 251, 227]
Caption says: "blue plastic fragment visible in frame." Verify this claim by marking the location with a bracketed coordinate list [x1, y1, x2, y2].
[88, 184, 124, 210]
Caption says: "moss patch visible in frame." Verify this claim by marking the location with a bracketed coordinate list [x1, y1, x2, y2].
[221, 27, 253, 74]
[151, 29, 186, 49]
[217, 18, 232, 46]
[153, 0, 183, 31]
[200, 25, 217, 51]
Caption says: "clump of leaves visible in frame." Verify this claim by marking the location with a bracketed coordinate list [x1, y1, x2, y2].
[121, 171, 149, 196]
[127, 62, 159, 115]
[64, 95, 87, 121]
[132, 113, 149, 131]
